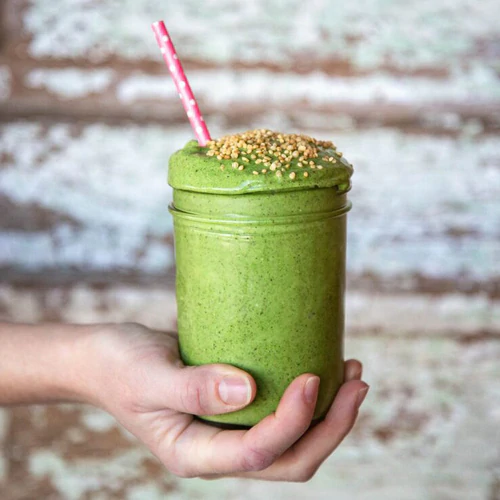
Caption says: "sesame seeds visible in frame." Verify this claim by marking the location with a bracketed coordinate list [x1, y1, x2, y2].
[206, 129, 340, 180]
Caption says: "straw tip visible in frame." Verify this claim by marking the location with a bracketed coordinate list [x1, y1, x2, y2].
[152, 20, 164, 29]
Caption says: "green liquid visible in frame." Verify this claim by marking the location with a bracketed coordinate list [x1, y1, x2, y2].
[169, 135, 353, 426]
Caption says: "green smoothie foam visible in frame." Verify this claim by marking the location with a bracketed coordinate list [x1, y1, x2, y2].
[169, 128, 353, 194]
[169, 129, 353, 427]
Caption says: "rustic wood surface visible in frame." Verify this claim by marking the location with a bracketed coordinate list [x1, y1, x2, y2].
[0, 285, 499, 500]
[0, 0, 499, 498]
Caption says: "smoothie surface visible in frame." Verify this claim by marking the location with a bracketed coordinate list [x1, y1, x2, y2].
[169, 129, 353, 194]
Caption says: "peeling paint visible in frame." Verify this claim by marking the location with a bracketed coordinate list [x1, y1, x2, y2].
[81, 409, 117, 433]
[25, 68, 114, 99]
[28, 448, 152, 500]
[1, 305, 498, 499]
[0, 410, 8, 442]
[1, 123, 498, 280]
[117, 66, 500, 107]
[23, 0, 500, 73]
[334, 128, 500, 281]
[0, 410, 8, 481]
[1, 284, 497, 334]
[0, 2, 497, 498]
[346, 293, 499, 334]
[127, 484, 172, 500]
[0, 65, 11, 101]
[0, 123, 177, 272]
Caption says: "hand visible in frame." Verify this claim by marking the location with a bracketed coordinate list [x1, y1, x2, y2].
[82, 323, 369, 482]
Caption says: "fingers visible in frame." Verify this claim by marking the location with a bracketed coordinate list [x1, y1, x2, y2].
[164, 374, 319, 477]
[289, 379, 368, 460]
[344, 359, 363, 381]
[241, 379, 369, 481]
[169, 364, 258, 415]
[143, 357, 367, 480]
[238, 374, 319, 471]
[138, 360, 257, 415]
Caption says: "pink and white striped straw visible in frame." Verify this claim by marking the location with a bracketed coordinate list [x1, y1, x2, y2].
[152, 20, 211, 146]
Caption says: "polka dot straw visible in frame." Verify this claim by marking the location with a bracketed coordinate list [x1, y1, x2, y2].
[152, 20, 211, 146]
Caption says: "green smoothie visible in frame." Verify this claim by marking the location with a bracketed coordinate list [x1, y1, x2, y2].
[169, 129, 353, 427]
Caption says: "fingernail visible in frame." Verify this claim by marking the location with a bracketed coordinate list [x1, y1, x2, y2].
[304, 376, 320, 404]
[356, 386, 369, 410]
[218, 377, 251, 406]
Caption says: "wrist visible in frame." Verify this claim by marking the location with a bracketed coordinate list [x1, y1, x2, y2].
[30, 323, 104, 405]
[64, 323, 116, 407]
[0, 322, 107, 406]
[67, 323, 136, 410]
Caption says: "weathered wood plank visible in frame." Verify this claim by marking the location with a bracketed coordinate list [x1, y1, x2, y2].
[1, 122, 498, 292]
[1, 1, 499, 498]
[0, 335, 498, 499]
[1, 284, 498, 335]
[0, 281, 498, 497]
[2, 64, 499, 128]
[4, 0, 498, 75]
[0, 409, 8, 485]
[1, 0, 499, 128]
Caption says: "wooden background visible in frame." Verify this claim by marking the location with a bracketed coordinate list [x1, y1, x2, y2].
[0, 1, 499, 499]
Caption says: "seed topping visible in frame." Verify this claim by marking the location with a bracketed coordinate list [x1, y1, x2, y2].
[205, 129, 340, 180]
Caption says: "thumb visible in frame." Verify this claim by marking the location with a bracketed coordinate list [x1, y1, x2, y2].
[166, 364, 257, 415]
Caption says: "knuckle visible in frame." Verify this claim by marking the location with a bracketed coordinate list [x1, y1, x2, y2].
[241, 445, 277, 472]
[181, 375, 208, 413]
